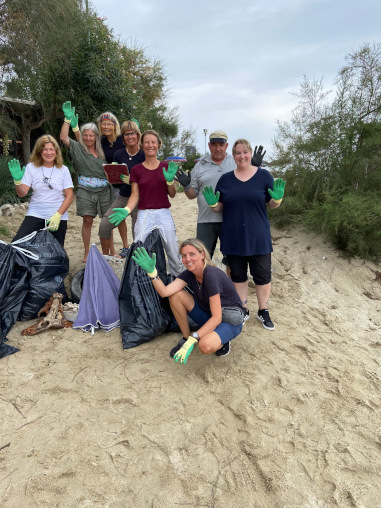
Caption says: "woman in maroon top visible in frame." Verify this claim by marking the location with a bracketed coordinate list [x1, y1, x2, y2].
[109, 130, 183, 276]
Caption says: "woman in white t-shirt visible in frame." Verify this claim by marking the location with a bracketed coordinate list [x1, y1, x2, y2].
[9, 135, 74, 246]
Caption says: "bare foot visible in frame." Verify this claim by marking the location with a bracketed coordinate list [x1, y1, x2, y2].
[82, 255, 88, 263]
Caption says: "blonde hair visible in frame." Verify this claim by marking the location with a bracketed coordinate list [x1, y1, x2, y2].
[179, 238, 212, 269]
[140, 129, 162, 150]
[80, 123, 105, 159]
[30, 135, 63, 168]
[121, 120, 141, 145]
[232, 139, 252, 155]
[97, 111, 121, 142]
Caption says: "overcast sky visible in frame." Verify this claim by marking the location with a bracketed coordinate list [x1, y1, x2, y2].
[91, 0, 381, 160]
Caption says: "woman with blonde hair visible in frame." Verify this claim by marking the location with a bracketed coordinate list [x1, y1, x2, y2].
[60, 101, 113, 262]
[8, 134, 74, 246]
[203, 138, 286, 331]
[132, 238, 245, 362]
[109, 129, 183, 276]
[98, 119, 145, 256]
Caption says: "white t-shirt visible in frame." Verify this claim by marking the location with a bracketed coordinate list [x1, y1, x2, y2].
[22, 163, 74, 220]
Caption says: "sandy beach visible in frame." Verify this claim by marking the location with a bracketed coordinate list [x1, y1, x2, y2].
[1, 192, 381, 507]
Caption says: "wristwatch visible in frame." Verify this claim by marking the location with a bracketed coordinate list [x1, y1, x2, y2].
[192, 332, 200, 341]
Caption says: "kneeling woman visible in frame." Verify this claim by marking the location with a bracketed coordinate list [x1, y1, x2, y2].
[132, 238, 245, 363]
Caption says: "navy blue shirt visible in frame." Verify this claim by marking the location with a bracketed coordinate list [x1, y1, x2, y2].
[177, 264, 243, 313]
[113, 147, 145, 197]
[101, 135, 124, 163]
[216, 168, 274, 256]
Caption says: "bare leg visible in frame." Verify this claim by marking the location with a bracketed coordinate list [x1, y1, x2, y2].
[256, 282, 271, 309]
[82, 215, 94, 262]
[169, 290, 195, 339]
[233, 281, 249, 307]
[117, 220, 128, 249]
[109, 230, 118, 257]
[100, 237, 111, 255]
[198, 331, 224, 355]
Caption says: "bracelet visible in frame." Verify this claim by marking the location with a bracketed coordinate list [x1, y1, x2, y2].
[150, 275, 160, 281]
[272, 198, 282, 203]
[166, 181, 174, 186]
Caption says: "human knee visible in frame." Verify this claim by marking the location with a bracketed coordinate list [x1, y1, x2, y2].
[198, 340, 215, 355]
[82, 216, 94, 227]
[98, 217, 113, 239]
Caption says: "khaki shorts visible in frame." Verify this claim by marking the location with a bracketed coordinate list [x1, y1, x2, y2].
[76, 186, 113, 218]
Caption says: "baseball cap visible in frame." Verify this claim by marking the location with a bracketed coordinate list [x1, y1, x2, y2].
[209, 130, 228, 143]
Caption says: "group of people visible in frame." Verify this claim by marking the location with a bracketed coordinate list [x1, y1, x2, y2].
[7, 103, 286, 363]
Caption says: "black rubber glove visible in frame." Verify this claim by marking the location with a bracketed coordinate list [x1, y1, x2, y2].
[174, 168, 191, 188]
[251, 145, 266, 167]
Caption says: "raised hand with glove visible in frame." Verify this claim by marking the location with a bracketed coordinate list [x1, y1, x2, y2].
[163, 161, 178, 185]
[46, 212, 62, 232]
[70, 113, 79, 132]
[173, 336, 198, 364]
[8, 159, 25, 185]
[62, 101, 76, 123]
[202, 186, 220, 207]
[132, 247, 157, 279]
[268, 178, 286, 203]
[174, 168, 191, 189]
[251, 145, 266, 167]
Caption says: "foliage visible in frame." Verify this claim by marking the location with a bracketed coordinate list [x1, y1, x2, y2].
[0, 0, 180, 161]
[0, 154, 20, 206]
[272, 42, 381, 260]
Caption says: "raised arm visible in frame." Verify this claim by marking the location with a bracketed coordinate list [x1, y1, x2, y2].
[60, 101, 76, 148]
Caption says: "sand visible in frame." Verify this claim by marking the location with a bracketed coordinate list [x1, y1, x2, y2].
[1, 193, 381, 508]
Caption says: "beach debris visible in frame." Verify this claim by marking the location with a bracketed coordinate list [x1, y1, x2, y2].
[21, 293, 73, 336]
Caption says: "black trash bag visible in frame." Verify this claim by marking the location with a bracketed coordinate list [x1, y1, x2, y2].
[0, 242, 29, 357]
[119, 229, 171, 349]
[14, 230, 69, 321]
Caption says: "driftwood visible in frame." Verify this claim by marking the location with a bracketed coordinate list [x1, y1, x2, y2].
[21, 293, 73, 336]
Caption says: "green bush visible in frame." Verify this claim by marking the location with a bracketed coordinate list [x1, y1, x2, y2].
[268, 195, 306, 228]
[304, 191, 381, 260]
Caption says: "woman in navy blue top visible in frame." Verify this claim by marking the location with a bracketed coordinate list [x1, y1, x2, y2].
[204, 139, 285, 331]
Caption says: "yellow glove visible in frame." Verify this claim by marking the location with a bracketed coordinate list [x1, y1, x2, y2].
[47, 212, 62, 231]
[120, 174, 130, 184]
[173, 336, 198, 364]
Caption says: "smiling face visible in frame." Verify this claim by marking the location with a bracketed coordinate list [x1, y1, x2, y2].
[82, 129, 96, 149]
[41, 142, 57, 167]
[123, 130, 139, 151]
[142, 133, 159, 157]
[180, 244, 205, 273]
[208, 141, 228, 163]
[100, 120, 115, 138]
[233, 143, 252, 169]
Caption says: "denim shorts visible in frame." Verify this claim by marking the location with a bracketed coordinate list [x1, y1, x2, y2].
[188, 302, 243, 345]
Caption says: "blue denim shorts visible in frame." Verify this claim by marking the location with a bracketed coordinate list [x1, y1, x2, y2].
[188, 302, 243, 345]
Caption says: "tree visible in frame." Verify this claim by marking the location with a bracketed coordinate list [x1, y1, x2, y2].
[0, 0, 180, 162]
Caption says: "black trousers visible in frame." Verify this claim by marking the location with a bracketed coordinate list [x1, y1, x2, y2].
[13, 216, 68, 246]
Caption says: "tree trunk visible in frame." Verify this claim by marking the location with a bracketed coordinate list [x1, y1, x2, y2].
[21, 127, 31, 165]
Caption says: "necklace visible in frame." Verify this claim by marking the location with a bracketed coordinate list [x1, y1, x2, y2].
[126, 148, 139, 161]
[42, 166, 54, 189]
[196, 278, 202, 290]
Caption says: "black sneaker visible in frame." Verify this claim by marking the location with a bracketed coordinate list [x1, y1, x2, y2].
[169, 337, 187, 358]
[216, 341, 231, 356]
[256, 309, 274, 330]
[243, 308, 250, 322]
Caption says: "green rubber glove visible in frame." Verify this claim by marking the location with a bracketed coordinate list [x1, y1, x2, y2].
[132, 247, 157, 274]
[71, 113, 79, 132]
[46, 212, 62, 232]
[173, 336, 198, 364]
[120, 174, 130, 184]
[268, 178, 286, 201]
[108, 207, 130, 226]
[163, 161, 177, 185]
[62, 101, 75, 122]
[8, 158, 25, 185]
[202, 186, 220, 207]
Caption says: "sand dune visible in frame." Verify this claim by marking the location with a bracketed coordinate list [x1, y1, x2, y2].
[1, 192, 380, 507]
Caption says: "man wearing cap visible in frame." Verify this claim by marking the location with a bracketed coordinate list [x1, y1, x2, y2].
[179, 130, 236, 260]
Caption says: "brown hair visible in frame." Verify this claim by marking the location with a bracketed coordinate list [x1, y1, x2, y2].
[232, 139, 252, 155]
[121, 120, 141, 145]
[30, 135, 63, 168]
[140, 129, 162, 150]
[179, 238, 212, 269]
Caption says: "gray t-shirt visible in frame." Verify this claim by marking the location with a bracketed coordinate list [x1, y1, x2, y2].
[189, 154, 236, 223]
[69, 139, 106, 180]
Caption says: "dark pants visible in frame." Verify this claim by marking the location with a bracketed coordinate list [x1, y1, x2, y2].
[13, 216, 68, 247]
[196, 222, 222, 258]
